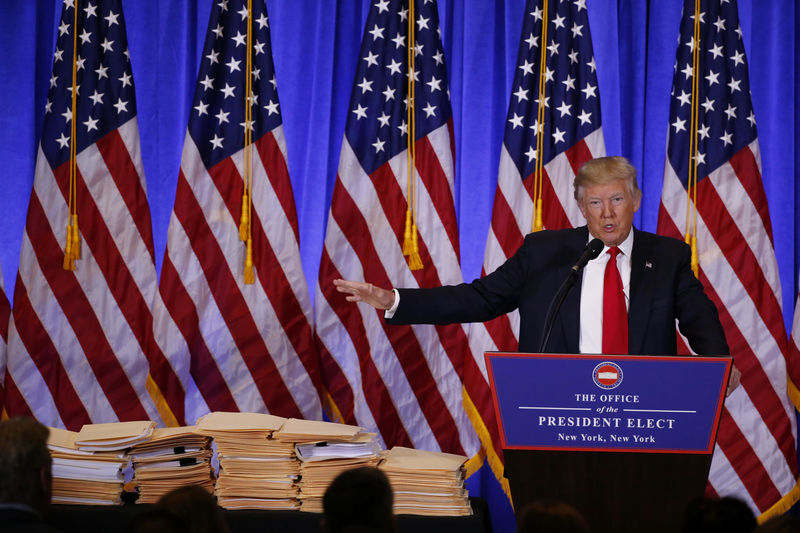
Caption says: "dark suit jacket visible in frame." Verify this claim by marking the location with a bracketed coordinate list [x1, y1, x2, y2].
[388, 226, 729, 356]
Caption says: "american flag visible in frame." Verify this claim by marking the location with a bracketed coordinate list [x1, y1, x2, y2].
[315, 0, 479, 458]
[790, 284, 800, 412]
[151, 0, 324, 424]
[0, 270, 8, 414]
[464, 0, 604, 483]
[3, 0, 179, 429]
[657, 0, 797, 515]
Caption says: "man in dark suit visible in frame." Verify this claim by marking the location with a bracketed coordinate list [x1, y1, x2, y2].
[334, 156, 739, 390]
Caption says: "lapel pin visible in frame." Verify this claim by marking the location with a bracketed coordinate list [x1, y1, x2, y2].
[645, 261, 653, 269]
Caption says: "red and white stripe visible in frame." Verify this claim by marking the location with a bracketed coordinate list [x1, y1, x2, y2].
[464, 129, 604, 471]
[315, 123, 479, 456]
[4, 119, 179, 430]
[658, 141, 797, 513]
[153, 126, 324, 425]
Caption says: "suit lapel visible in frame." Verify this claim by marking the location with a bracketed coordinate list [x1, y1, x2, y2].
[628, 228, 655, 354]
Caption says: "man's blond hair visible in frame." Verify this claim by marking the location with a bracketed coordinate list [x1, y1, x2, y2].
[573, 156, 640, 201]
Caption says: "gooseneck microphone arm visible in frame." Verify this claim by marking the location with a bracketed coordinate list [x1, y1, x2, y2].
[538, 238, 604, 353]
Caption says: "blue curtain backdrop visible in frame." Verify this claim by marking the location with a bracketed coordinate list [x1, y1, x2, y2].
[1, 1, 799, 529]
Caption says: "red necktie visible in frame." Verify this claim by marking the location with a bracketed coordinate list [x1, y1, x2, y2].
[602, 247, 628, 354]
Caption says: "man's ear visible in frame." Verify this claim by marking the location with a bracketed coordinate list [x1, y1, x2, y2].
[633, 190, 642, 212]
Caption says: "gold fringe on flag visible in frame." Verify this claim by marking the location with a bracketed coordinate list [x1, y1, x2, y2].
[402, 0, 423, 270]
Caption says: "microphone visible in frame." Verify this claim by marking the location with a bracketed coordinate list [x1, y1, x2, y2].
[538, 238, 605, 353]
[572, 238, 604, 273]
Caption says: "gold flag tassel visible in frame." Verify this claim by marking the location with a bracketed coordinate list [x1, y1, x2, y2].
[684, 0, 701, 277]
[63, 221, 75, 270]
[244, 236, 255, 284]
[402, 0, 422, 270]
[238, 192, 250, 242]
[71, 213, 81, 260]
[402, 209, 414, 255]
[241, 0, 256, 283]
[531, 0, 550, 233]
[63, 3, 79, 271]
[408, 222, 423, 270]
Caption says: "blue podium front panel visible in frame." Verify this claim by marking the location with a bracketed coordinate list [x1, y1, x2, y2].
[485, 353, 731, 454]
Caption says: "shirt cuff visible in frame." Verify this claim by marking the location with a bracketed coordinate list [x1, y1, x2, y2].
[384, 289, 400, 319]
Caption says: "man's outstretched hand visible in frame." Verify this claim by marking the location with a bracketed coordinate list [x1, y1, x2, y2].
[333, 279, 395, 310]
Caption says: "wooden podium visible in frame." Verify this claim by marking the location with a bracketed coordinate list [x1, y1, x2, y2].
[485, 353, 732, 533]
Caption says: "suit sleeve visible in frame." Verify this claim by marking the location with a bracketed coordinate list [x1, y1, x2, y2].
[387, 235, 535, 326]
[673, 245, 730, 356]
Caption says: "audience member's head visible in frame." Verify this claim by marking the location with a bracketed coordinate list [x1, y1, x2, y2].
[682, 496, 757, 533]
[755, 513, 800, 533]
[0, 417, 53, 514]
[127, 508, 188, 533]
[156, 485, 230, 533]
[322, 466, 394, 533]
[516, 499, 591, 533]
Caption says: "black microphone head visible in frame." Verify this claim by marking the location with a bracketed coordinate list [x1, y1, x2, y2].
[587, 238, 604, 260]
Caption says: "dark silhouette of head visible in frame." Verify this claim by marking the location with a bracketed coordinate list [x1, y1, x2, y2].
[682, 497, 757, 533]
[127, 508, 188, 533]
[0, 417, 53, 514]
[322, 466, 394, 533]
[156, 485, 230, 533]
[517, 499, 591, 533]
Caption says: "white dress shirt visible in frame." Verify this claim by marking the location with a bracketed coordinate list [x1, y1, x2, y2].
[579, 231, 634, 354]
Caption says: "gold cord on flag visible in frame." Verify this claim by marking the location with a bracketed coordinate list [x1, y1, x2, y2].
[63, 4, 81, 271]
[241, 0, 255, 284]
[531, 0, 550, 233]
[402, 0, 423, 271]
[684, 0, 701, 277]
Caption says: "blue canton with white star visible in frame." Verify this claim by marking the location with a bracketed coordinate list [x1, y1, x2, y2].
[189, 0, 282, 169]
[666, 0, 757, 185]
[345, 0, 452, 175]
[42, 0, 137, 169]
[504, 0, 601, 179]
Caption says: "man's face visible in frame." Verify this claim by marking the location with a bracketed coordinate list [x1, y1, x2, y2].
[577, 179, 641, 247]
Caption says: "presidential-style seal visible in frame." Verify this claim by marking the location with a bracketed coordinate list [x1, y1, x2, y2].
[593, 361, 623, 389]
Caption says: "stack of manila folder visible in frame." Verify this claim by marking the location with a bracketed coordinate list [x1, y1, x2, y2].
[48, 421, 155, 505]
[129, 426, 214, 503]
[380, 446, 472, 516]
[196, 412, 299, 510]
[288, 418, 380, 513]
[46, 415, 473, 517]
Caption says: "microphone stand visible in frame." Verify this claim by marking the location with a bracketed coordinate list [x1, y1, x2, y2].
[538, 269, 580, 353]
[539, 238, 604, 353]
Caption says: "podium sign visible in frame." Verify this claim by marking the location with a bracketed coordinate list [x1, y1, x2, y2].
[485, 353, 731, 453]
